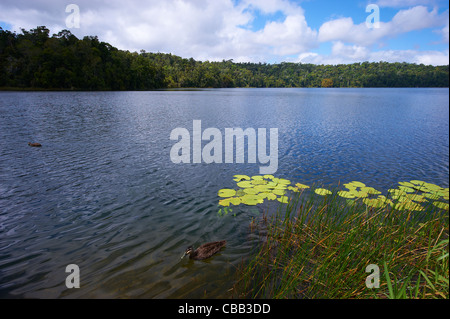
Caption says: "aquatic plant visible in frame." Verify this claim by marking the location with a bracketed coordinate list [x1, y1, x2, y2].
[217, 176, 449, 212]
[233, 183, 449, 299]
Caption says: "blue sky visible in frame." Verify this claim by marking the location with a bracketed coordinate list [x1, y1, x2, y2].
[0, 0, 448, 65]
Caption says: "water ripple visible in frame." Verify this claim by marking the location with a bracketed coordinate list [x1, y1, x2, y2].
[0, 89, 448, 298]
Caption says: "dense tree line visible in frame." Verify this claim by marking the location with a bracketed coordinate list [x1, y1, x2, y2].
[1, 26, 448, 90]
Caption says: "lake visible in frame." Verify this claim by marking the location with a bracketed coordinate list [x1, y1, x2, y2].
[0, 88, 448, 298]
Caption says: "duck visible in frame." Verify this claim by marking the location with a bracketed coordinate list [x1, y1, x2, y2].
[181, 240, 226, 260]
[28, 142, 42, 147]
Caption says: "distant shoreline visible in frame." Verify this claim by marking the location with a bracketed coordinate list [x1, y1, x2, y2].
[1, 86, 449, 91]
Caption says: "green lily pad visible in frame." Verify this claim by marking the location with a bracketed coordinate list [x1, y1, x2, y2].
[233, 175, 250, 182]
[410, 180, 427, 186]
[237, 181, 254, 188]
[277, 178, 291, 185]
[244, 188, 259, 195]
[363, 197, 389, 209]
[393, 201, 423, 211]
[287, 186, 301, 193]
[433, 201, 449, 210]
[218, 189, 236, 198]
[398, 186, 415, 193]
[272, 189, 286, 196]
[405, 194, 427, 203]
[399, 181, 415, 188]
[263, 175, 274, 180]
[295, 183, 310, 189]
[259, 192, 277, 201]
[350, 181, 366, 188]
[266, 182, 278, 188]
[343, 183, 357, 190]
[315, 188, 332, 196]
[337, 191, 356, 199]
[361, 187, 382, 195]
[253, 185, 272, 193]
[265, 193, 278, 201]
[251, 179, 267, 185]
[423, 183, 442, 191]
[240, 194, 264, 206]
[423, 193, 440, 200]
[219, 197, 241, 207]
[252, 175, 264, 180]
[235, 189, 246, 197]
[277, 196, 289, 204]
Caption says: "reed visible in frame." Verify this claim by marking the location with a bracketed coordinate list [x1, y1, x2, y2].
[233, 187, 449, 299]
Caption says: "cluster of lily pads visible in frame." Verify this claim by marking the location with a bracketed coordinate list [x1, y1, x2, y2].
[218, 175, 449, 212]
[338, 180, 449, 211]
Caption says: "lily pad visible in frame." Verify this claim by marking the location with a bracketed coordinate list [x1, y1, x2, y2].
[315, 188, 332, 196]
[219, 197, 241, 207]
[343, 183, 357, 190]
[272, 189, 286, 196]
[406, 194, 427, 203]
[410, 180, 427, 186]
[423, 193, 440, 200]
[393, 201, 424, 211]
[423, 183, 442, 191]
[259, 192, 277, 201]
[253, 185, 272, 193]
[363, 197, 389, 209]
[277, 178, 291, 185]
[244, 188, 259, 195]
[433, 201, 449, 210]
[265, 193, 278, 201]
[237, 181, 254, 188]
[218, 189, 236, 198]
[295, 183, 310, 189]
[277, 196, 289, 204]
[350, 181, 366, 188]
[337, 191, 356, 199]
[233, 175, 250, 182]
[235, 189, 246, 197]
[398, 186, 415, 193]
[251, 179, 267, 185]
[266, 182, 278, 188]
[263, 175, 274, 180]
[399, 181, 415, 188]
[361, 187, 382, 195]
[240, 194, 264, 206]
[352, 191, 368, 198]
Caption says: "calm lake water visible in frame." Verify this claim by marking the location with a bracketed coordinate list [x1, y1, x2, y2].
[0, 88, 448, 298]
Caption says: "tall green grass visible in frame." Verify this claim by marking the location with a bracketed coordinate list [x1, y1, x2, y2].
[233, 187, 449, 299]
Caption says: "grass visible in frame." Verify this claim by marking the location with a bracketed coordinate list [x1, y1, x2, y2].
[233, 186, 449, 299]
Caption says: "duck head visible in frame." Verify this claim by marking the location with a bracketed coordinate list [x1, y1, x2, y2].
[181, 246, 193, 259]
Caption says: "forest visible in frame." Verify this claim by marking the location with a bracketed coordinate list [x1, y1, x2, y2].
[1, 26, 448, 90]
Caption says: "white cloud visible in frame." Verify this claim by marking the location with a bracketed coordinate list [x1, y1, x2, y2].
[297, 41, 449, 66]
[318, 6, 446, 46]
[439, 19, 449, 43]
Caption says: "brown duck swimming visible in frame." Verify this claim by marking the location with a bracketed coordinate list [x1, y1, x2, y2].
[28, 142, 42, 147]
[181, 240, 226, 260]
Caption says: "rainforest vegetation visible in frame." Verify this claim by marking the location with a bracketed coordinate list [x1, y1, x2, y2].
[1, 26, 448, 90]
